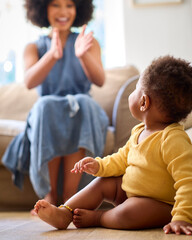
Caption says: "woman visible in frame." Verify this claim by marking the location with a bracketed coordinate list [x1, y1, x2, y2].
[2, 0, 108, 211]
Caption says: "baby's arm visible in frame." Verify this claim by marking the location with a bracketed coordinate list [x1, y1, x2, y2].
[71, 157, 100, 175]
[162, 129, 192, 235]
[164, 220, 192, 235]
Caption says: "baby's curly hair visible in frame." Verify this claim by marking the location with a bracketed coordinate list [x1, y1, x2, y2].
[142, 55, 192, 122]
[24, 0, 94, 28]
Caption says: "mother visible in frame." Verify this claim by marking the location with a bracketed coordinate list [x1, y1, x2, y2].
[3, 0, 108, 210]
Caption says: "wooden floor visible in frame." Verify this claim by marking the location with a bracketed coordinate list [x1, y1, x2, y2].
[0, 212, 191, 240]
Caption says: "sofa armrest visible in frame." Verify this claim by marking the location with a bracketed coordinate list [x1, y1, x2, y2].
[90, 65, 140, 124]
[112, 75, 140, 152]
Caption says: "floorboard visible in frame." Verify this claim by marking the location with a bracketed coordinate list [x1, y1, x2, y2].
[0, 212, 191, 240]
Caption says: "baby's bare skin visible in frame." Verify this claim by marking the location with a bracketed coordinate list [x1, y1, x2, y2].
[34, 200, 72, 229]
[73, 208, 103, 228]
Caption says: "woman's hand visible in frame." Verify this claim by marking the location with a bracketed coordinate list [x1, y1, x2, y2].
[75, 25, 93, 58]
[50, 28, 63, 59]
[71, 157, 100, 175]
[163, 220, 192, 235]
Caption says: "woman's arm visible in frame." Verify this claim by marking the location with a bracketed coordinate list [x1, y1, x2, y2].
[75, 25, 105, 87]
[24, 28, 62, 89]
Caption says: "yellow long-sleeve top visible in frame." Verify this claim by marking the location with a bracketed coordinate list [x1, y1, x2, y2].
[95, 123, 192, 224]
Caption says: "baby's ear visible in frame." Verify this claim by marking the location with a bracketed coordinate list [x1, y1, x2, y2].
[140, 95, 150, 111]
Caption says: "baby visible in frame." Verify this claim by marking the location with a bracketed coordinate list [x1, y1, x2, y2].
[34, 55, 192, 235]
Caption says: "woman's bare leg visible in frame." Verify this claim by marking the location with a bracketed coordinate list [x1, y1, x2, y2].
[62, 149, 85, 202]
[74, 197, 172, 230]
[35, 177, 125, 229]
[45, 148, 85, 205]
[30, 157, 61, 216]
[31, 156, 61, 216]
[44, 156, 61, 205]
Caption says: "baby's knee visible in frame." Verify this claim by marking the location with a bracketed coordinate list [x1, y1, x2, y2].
[93, 176, 118, 187]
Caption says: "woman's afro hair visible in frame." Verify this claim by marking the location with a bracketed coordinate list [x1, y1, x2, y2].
[24, 0, 94, 28]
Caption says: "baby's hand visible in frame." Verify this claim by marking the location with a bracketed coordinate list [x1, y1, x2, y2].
[163, 220, 192, 235]
[71, 157, 99, 175]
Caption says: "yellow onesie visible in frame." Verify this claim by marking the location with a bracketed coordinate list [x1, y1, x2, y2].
[95, 123, 192, 224]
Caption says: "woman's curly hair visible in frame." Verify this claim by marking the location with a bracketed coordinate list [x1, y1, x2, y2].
[142, 55, 192, 122]
[24, 0, 94, 28]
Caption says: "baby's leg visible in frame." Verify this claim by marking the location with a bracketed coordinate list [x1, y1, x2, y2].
[73, 177, 127, 228]
[65, 176, 126, 211]
[35, 176, 124, 229]
[34, 200, 72, 229]
[73, 197, 172, 229]
[101, 197, 172, 229]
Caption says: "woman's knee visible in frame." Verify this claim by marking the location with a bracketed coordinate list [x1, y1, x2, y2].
[33, 95, 57, 113]
[75, 94, 90, 104]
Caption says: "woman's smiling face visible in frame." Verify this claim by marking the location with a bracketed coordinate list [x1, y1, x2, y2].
[47, 0, 76, 31]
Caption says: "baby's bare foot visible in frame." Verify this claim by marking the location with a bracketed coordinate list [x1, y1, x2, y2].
[31, 193, 57, 216]
[35, 200, 72, 229]
[73, 208, 102, 228]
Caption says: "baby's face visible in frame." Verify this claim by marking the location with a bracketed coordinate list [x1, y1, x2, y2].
[128, 77, 145, 121]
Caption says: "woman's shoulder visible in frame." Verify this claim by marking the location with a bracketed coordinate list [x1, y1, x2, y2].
[35, 35, 50, 45]
[70, 31, 79, 37]
[68, 31, 79, 42]
[35, 35, 51, 56]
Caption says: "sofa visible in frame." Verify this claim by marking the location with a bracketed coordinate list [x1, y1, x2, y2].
[1, 65, 192, 212]
[0, 65, 141, 211]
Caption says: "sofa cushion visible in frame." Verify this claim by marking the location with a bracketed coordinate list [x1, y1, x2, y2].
[103, 126, 115, 156]
[0, 119, 26, 136]
[90, 65, 139, 124]
[0, 119, 114, 167]
[0, 166, 38, 211]
[0, 65, 139, 125]
[186, 128, 192, 142]
[0, 120, 26, 167]
[0, 83, 38, 121]
[182, 111, 192, 130]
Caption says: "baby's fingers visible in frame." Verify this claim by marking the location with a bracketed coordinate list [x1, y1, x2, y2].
[71, 162, 82, 173]
[163, 224, 172, 234]
[180, 226, 192, 235]
[164, 224, 192, 235]
[164, 224, 181, 235]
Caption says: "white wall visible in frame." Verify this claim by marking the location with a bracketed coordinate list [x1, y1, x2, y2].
[123, 0, 192, 72]
[2, 0, 192, 80]
[104, 0, 126, 68]
[0, 0, 42, 83]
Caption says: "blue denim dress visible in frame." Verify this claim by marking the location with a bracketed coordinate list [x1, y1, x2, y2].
[2, 33, 109, 198]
